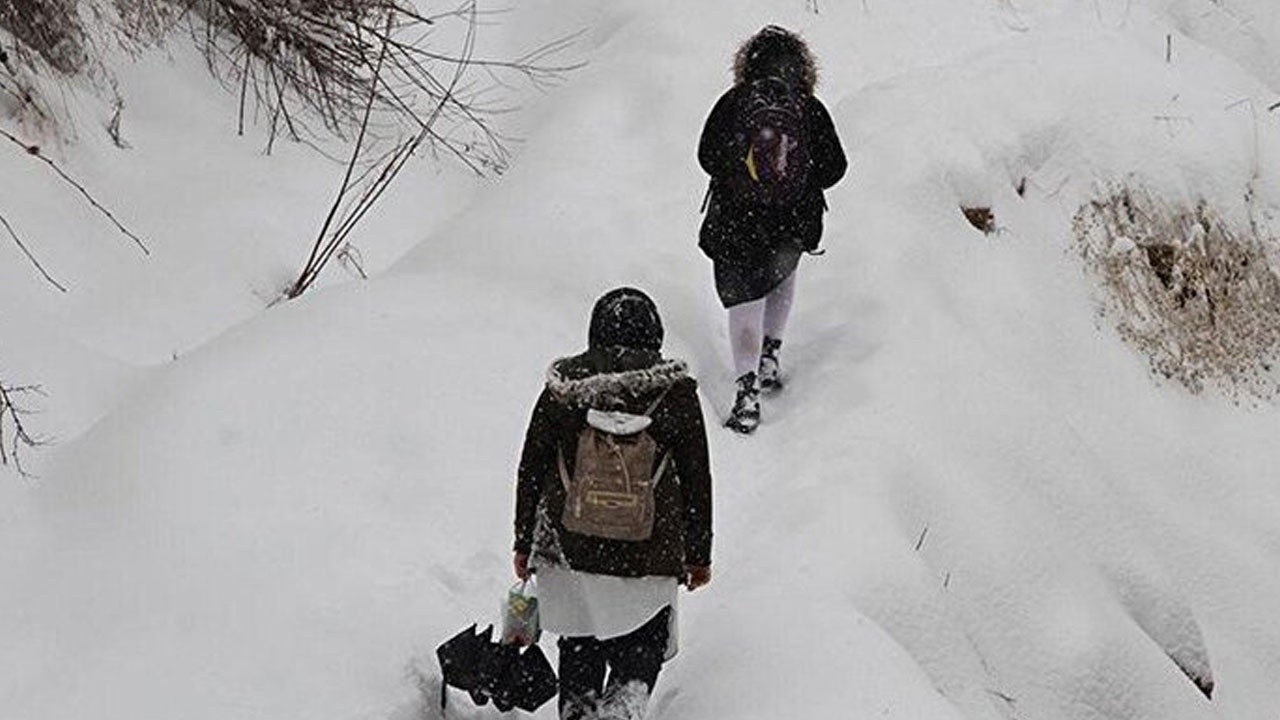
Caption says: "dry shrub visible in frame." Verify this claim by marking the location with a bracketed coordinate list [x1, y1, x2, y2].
[113, 0, 180, 48]
[1073, 186, 1280, 399]
[170, 0, 574, 166]
[2, 0, 575, 297]
[182, 0, 419, 140]
[5, 1, 574, 166]
[962, 205, 995, 234]
[0, 0, 90, 127]
[0, 0, 88, 74]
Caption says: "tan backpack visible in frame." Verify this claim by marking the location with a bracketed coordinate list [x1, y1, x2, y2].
[557, 390, 671, 542]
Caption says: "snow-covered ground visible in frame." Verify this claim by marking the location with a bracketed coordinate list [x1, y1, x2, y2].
[4, 1, 1280, 719]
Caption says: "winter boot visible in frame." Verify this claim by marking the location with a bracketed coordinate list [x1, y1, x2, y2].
[726, 371, 761, 434]
[759, 336, 783, 391]
[597, 681, 651, 720]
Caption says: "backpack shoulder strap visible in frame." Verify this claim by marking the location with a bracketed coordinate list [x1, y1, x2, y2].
[556, 443, 573, 494]
[651, 451, 672, 488]
[643, 384, 674, 417]
[644, 386, 676, 487]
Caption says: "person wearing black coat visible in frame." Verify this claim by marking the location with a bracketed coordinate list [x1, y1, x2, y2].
[697, 25, 848, 433]
[513, 287, 713, 720]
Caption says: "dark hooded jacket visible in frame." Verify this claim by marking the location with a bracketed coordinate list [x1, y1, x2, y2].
[698, 27, 848, 307]
[513, 290, 713, 578]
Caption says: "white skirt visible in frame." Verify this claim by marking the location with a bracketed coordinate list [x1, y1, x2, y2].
[536, 565, 678, 652]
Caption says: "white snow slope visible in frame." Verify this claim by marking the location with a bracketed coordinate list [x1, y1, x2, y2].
[4, 1, 1280, 719]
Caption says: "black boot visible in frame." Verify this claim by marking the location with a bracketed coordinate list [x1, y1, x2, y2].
[759, 336, 783, 391]
[725, 371, 761, 434]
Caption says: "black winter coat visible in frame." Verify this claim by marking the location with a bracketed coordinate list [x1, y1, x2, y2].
[514, 347, 713, 579]
[698, 86, 848, 306]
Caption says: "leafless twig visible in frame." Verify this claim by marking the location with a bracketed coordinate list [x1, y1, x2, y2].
[287, 11, 392, 299]
[337, 243, 367, 279]
[0, 207, 67, 292]
[178, 0, 578, 167]
[106, 96, 129, 148]
[284, 0, 550, 299]
[0, 380, 48, 478]
[914, 524, 929, 552]
[0, 126, 150, 255]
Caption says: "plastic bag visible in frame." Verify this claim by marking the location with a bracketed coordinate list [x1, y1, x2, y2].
[501, 579, 540, 647]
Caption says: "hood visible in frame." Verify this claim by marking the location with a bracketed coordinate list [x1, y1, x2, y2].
[546, 354, 689, 410]
[588, 287, 664, 352]
[733, 25, 817, 94]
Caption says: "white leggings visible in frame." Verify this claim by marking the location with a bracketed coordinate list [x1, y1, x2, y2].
[728, 271, 797, 377]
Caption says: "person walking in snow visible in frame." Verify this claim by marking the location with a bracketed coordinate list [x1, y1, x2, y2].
[513, 287, 713, 720]
[698, 25, 848, 433]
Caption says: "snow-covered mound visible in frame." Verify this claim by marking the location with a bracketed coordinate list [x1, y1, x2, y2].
[5, 1, 1280, 719]
[0, 41, 482, 442]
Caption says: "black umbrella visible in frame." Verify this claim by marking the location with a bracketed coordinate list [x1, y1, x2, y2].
[436, 624, 558, 713]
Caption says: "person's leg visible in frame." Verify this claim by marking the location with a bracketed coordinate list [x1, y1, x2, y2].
[759, 271, 797, 389]
[600, 608, 672, 719]
[727, 298, 766, 378]
[726, 299, 765, 433]
[762, 270, 797, 341]
[558, 634, 608, 720]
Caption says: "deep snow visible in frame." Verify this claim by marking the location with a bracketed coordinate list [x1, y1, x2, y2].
[4, 1, 1280, 719]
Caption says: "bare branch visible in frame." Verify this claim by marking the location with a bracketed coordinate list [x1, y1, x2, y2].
[0, 379, 48, 479]
[285, 0, 525, 299]
[287, 11, 391, 299]
[0, 126, 150, 255]
[176, 0, 575, 171]
[0, 207, 68, 292]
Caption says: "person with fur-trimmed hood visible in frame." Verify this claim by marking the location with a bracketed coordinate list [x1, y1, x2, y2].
[513, 287, 713, 720]
[698, 25, 848, 433]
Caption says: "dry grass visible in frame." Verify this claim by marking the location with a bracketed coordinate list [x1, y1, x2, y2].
[962, 205, 996, 234]
[4, 1, 576, 163]
[113, 0, 180, 48]
[0, 0, 88, 74]
[2, 1, 577, 298]
[1074, 186, 1280, 400]
[171, 0, 577, 166]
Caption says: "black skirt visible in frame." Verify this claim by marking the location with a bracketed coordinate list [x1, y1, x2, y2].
[713, 245, 802, 308]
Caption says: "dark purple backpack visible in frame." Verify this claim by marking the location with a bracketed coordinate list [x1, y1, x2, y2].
[731, 77, 811, 206]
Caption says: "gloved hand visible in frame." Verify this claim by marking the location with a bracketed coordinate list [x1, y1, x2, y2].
[683, 564, 711, 591]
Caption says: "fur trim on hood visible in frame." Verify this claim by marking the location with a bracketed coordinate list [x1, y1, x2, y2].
[546, 357, 689, 409]
[733, 25, 817, 94]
